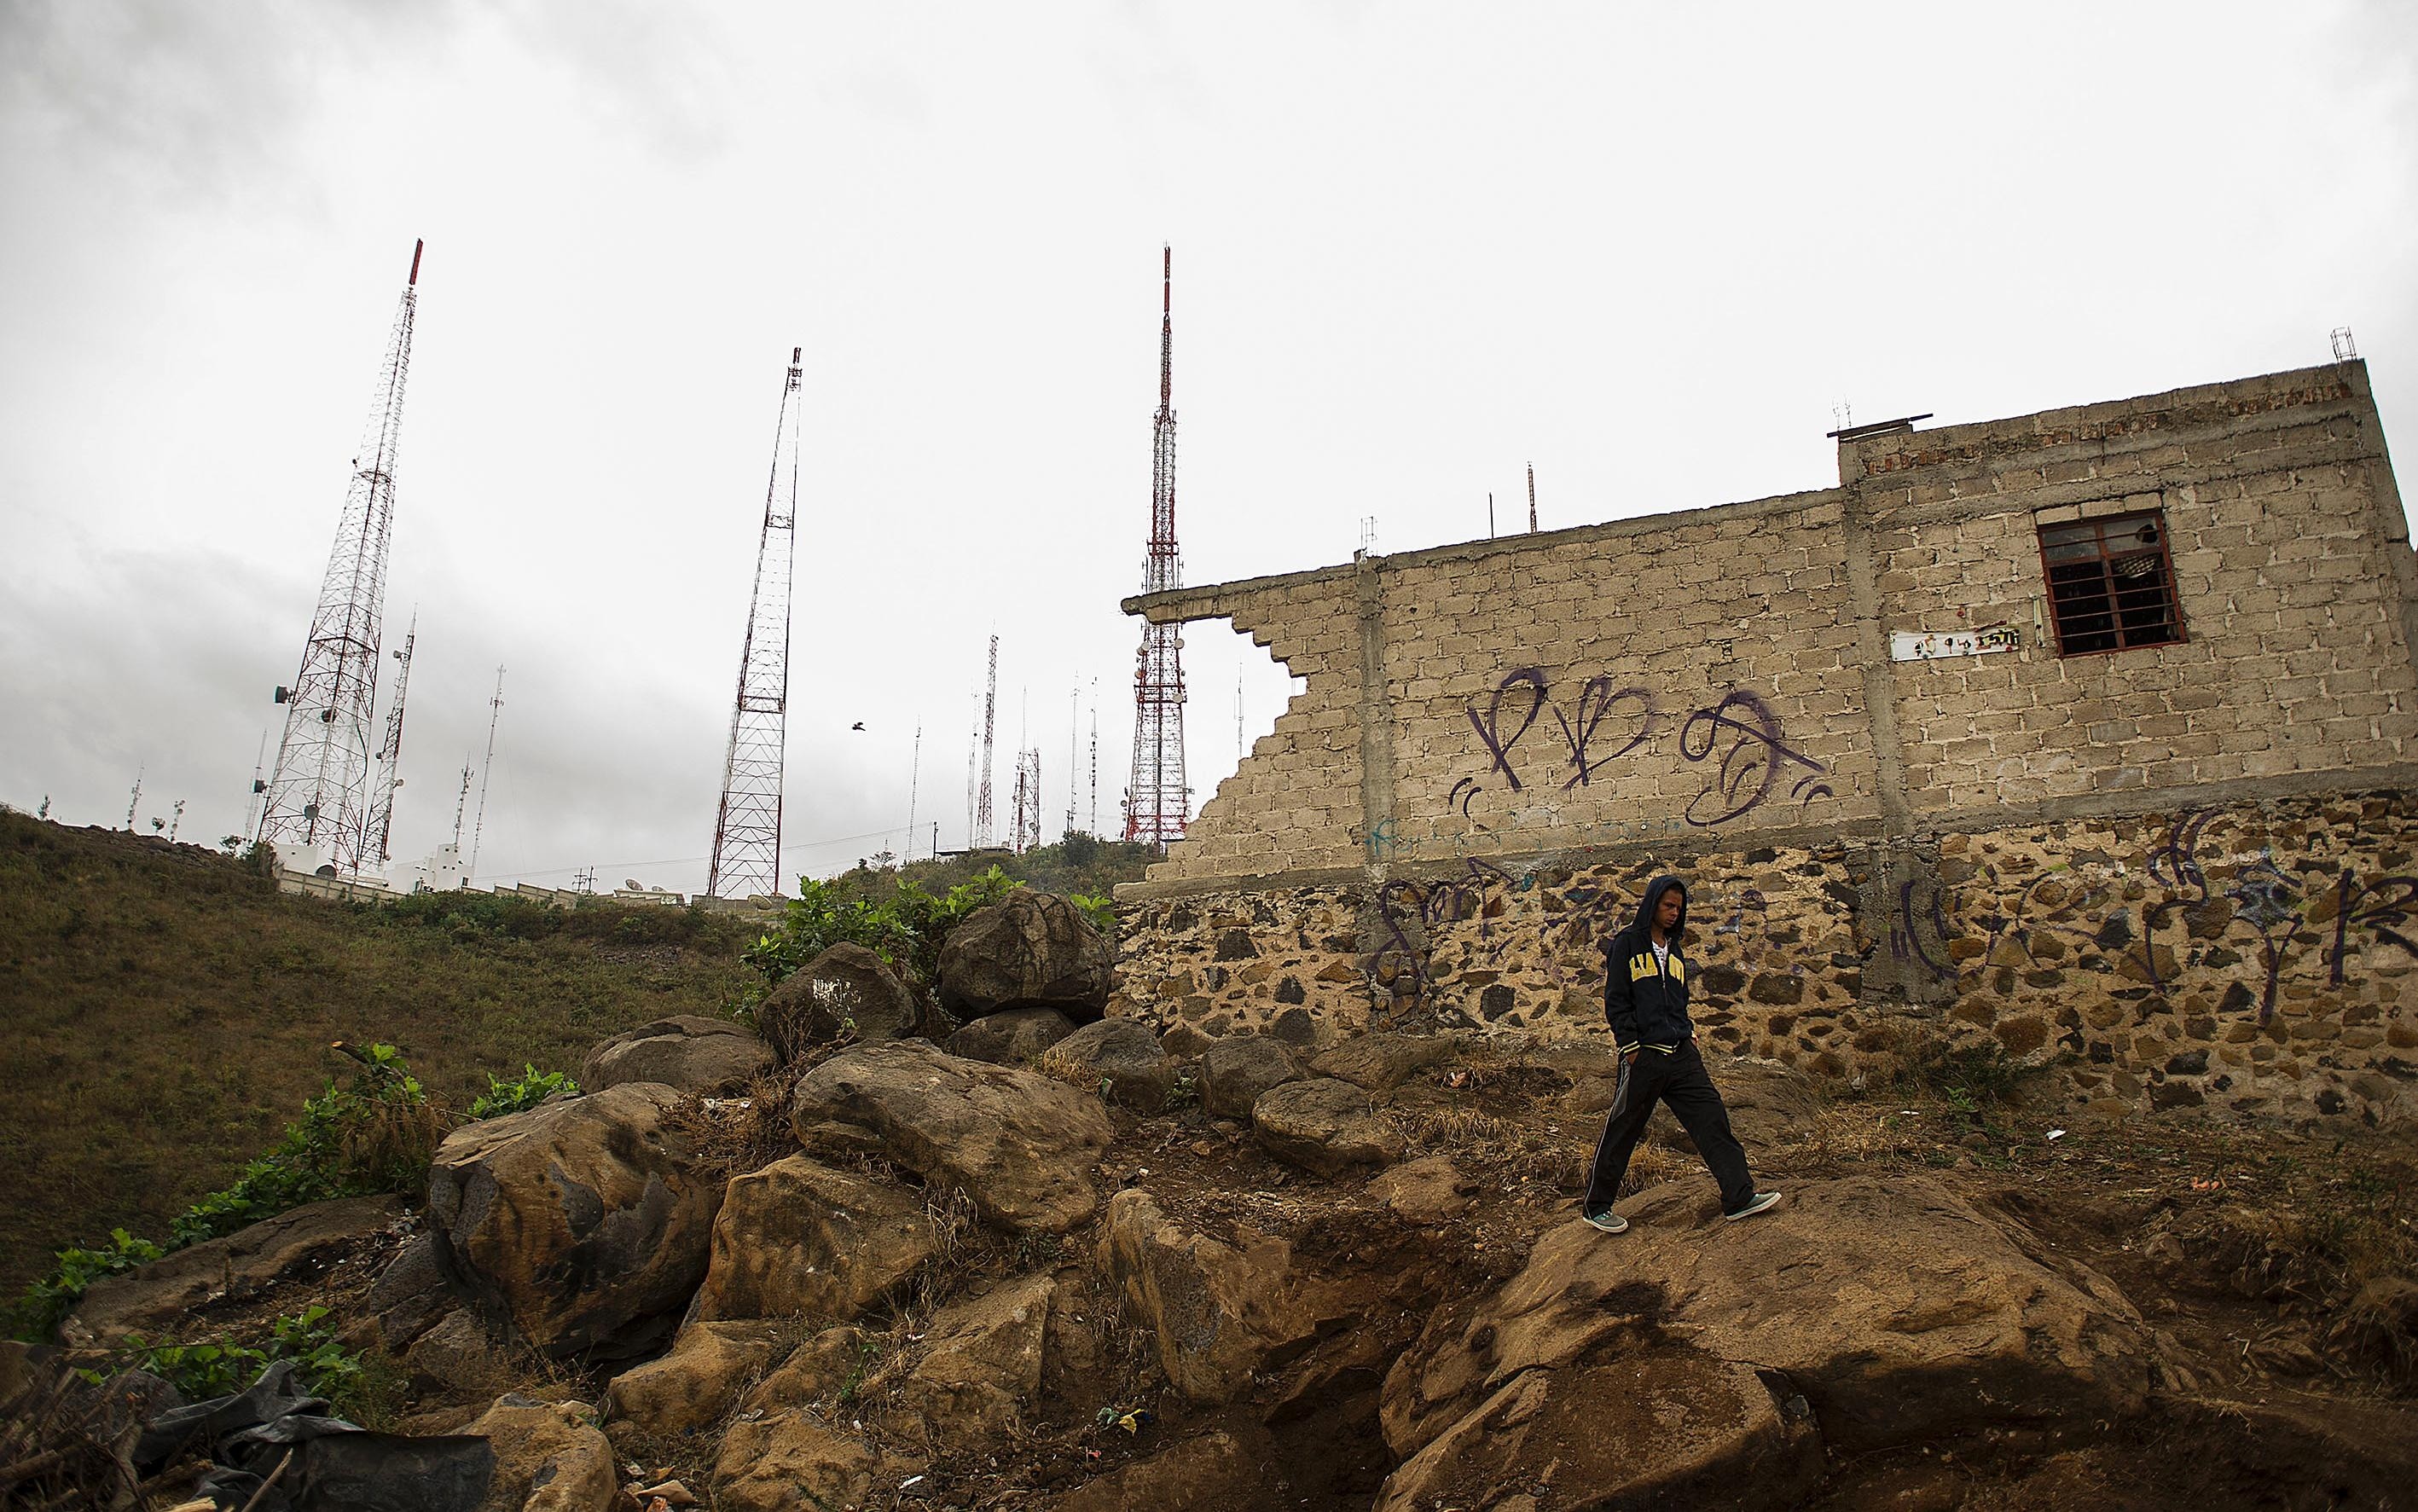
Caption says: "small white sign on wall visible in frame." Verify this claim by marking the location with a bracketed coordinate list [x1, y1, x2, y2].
[1890, 627, 2021, 663]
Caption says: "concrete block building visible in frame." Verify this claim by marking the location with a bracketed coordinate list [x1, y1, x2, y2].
[1115, 361, 2418, 1125]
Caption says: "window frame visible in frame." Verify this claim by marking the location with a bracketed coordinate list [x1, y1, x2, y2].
[2034, 507, 2188, 658]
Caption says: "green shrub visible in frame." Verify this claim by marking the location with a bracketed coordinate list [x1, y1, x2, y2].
[468, 1064, 577, 1121]
[2, 1229, 162, 1341]
[744, 866, 1026, 988]
[96, 1305, 359, 1403]
[1070, 891, 1117, 937]
[170, 1042, 438, 1248]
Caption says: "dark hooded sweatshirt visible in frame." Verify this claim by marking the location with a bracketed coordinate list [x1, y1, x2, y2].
[1603, 875, 1692, 1052]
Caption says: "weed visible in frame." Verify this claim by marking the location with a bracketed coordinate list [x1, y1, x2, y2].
[1, 1229, 160, 1341]
[170, 1042, 438, 1248]
[1890, 1040, 2042, 1109]
[467, 1063, 579, 1121]
[84, 1305, 360, 1403]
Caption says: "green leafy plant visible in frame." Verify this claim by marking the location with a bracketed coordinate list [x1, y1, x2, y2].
[3, 1229, 162, 1341]
[467, 1064, 577, 1120]
[744, 867, 1027, 988]
[170, 1042, 438, 1248]
[94, 1306, 360, 1403]
[1070, 891, 1117, 937]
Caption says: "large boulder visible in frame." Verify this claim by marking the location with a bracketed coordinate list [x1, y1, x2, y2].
[1366, 1154, 1473, 1226]
[1252, 1077, 1406, 1177]
[361, 1231, 459, 1353]
[742, 1325, 875, 1416]
[790, 1041, 1114, 1232]
[936, 891, 1113, 1020]
[1200, 1036, 1307, 1118]
[462, 1394, 618, 1512]
[1099, 1190, 1324, 1405]
[713, 1415, 889, 1512]
[1618, 1175, 2149, 1450]
[1381, 1173, 2152, 1479]
[1310, 1033, 1456, 1092]
[604, 1319, 790, 1437]
[1047, 1425, 1288, 1512]
[69, 1194, 405, 1345]
[892, 1272, 1055, 1447]
[580, 1015, 773, 1093]
[944, 1005, 1078, 1064]
[756, 943, 948, 1064]
[1047, 1017, 1177, 1111]
[426, 1083, 722, 1358]
[689, 1155, 938, 1324]
[1375, 1353, 1822, 1512]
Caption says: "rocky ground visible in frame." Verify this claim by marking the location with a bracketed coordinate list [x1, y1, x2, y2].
[9, 895, 2415, 1511]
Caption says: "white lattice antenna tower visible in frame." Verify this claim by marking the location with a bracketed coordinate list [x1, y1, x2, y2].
[708, 346, 807, 900]
[258, 240, 425, 873]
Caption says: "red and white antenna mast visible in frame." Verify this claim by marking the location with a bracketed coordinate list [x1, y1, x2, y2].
[1123, 245, 1189, 845]
[708, 346, 805, 900]
[258, 239, 423, 874]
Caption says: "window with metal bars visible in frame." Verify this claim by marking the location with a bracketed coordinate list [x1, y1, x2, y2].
[2037, 510, 2184, 655]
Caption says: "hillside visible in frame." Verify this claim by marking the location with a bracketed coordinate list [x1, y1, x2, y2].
[0, 812, 763, 1289]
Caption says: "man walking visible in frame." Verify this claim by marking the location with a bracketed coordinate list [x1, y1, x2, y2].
[1580, 874, 1780, 1232]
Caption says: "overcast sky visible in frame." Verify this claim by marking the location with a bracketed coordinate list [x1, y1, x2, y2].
[4, 3, 2415, 896]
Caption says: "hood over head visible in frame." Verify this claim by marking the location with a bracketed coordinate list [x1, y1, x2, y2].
[1630, 875, 1689, 942]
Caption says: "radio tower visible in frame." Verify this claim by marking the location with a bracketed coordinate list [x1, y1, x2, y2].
[975, 635, 999, 848]
[1123, 245, 1189, 845]
[258, 239, 424, 874]
[708, 346, 806, 901]
[365, 614, 416, 867]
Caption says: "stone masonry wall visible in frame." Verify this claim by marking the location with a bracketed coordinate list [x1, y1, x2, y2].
[1113, 361, 2418, 1123]
[1109, 791, 2418, 1127]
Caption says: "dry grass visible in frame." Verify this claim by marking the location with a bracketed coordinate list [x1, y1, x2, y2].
[0, 812, 756, 1289]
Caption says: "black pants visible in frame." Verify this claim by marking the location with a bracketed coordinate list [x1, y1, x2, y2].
[1582, 1040, 1755, 1216]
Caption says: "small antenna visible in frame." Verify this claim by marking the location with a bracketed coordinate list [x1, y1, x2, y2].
[1359, 516, 1378, 555]
[451, 756, 473, 850]
[1527, 461, 1538, 533]
[126, 766, 143, 831]
[2331, 327, 2358, 362]
[243, 729, 269, 837]
[905, 724, 922, 862]
[1487, 491, 1495, 539]
[1832, 400, 1853, 433]
[468, 666, 504, 883]
[169, 799, 185, 843]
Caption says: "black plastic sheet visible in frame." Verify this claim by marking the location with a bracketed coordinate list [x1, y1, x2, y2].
[136, 1359, 492, 1512]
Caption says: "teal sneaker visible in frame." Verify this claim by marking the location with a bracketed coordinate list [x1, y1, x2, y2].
[1725, 1191, 1782, 1222]
[1581, 1208, 1629, 1234]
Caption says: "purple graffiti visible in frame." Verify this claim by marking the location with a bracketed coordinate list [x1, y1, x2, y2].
[1466, 668, 1549, 793]
[1367, 858, 1538, 996]
[2225, 859, 2304, 1026]
[1552, 678, 1659, 791]
[1893, 877, 1957, 982]
[2329, 871, 2418, 986]
[2146, 809, 2212, 901]
[1677, 690, 1831, 826]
